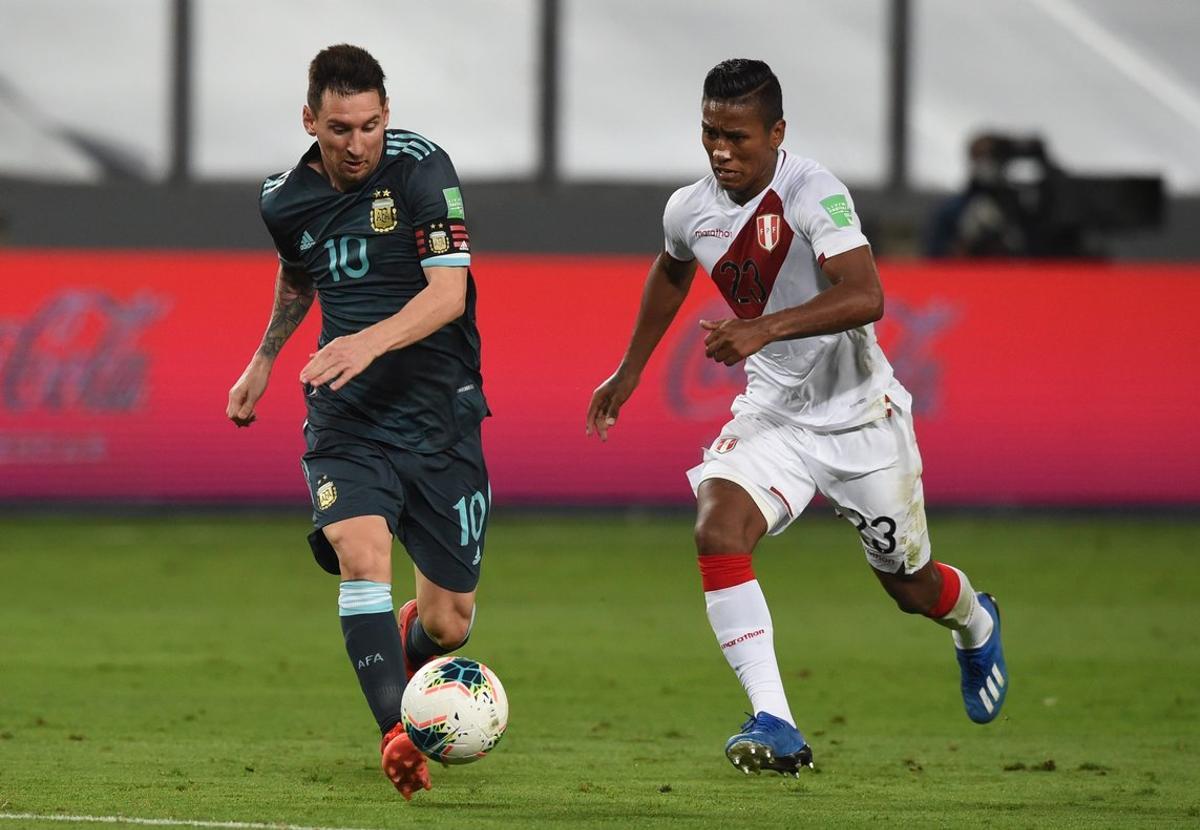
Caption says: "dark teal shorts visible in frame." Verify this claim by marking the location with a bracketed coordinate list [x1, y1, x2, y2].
[301, 424, 489, 593]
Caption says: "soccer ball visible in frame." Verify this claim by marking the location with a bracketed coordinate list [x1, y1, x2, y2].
[401, 656, 508, 764]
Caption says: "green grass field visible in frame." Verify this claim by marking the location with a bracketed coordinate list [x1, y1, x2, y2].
[1, 513, 1197, 829]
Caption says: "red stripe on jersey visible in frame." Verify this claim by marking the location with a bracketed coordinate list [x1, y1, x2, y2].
[817, 253, 826, 268]
[697, 553, 755, 592]
[928, 562, 961, 618]
[711, 189, 795, 319]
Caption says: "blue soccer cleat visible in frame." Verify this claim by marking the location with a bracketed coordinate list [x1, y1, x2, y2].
[956, 592, 1008, 723]
[724, 711, 814, 776]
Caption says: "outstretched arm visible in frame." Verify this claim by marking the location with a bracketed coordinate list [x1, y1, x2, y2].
[700, 245, 883, 365]
[586, 251, 698, 441]
[226, 263, 316, 427]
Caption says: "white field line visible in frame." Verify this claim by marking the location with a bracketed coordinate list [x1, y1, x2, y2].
[0, 813, 385, 830]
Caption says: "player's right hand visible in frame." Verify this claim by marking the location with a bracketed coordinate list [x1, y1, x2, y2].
[586, 370, 639, 442]
[226, 360, 272, 428]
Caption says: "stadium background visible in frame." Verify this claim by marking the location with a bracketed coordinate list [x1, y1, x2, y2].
[1, 3, 1199, 829]
[2, 0, 1199, 509]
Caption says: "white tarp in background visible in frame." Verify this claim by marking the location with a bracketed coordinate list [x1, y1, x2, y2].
[0, 0, 169, 181]
[0, 0, 1197, 190]
[560, 0, 887, 184]
[192, 0, 539, 179]
[912, 0, 1200, 191]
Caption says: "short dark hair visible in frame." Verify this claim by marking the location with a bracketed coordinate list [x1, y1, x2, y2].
[307, 44, 387, 113]
[702, 59, 784, 128]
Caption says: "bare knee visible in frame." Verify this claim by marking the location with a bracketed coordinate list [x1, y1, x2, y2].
[694, 480, 767, 554]
[323, 517, 392, 581]
[694, 519, 758, 555]
[418, 604, 473, 648]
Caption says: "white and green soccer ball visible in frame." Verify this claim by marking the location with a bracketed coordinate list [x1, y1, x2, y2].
[401, 655, 508, 764]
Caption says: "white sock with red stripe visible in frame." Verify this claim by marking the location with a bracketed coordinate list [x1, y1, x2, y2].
[928, 562, 994, 649]
[699, 554, 795, 726]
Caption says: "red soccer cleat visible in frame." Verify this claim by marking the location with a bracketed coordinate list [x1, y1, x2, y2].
[396, 599, 432, 681]
[380, 722, 431, 800]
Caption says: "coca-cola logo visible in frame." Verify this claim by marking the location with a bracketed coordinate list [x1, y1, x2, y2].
[662, 297, 960, 420]
[0, 289, 169, 413]
[875, 298, 960, 417]
[664, 300, 745, 420]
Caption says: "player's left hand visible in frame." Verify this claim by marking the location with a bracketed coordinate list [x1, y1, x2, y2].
[300, 332, 382, 391]
[699, 318, 770, 365]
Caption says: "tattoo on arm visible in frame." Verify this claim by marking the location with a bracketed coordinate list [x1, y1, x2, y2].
[257, 268, 315, 358]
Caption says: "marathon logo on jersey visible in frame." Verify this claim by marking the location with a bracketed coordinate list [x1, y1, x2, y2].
[756, 214, 782, 252]
[714, 436, 738, 453]
[370, 189, 397, 233]
[695, 227, 732, 239]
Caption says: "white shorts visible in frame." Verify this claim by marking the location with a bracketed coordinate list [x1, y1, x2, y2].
[686, 402, 931, 574]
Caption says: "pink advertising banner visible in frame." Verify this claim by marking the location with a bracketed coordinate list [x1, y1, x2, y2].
[1, 250, 1197, 506]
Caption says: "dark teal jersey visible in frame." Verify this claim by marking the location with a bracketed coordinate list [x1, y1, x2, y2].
[259, 129, 487, 453]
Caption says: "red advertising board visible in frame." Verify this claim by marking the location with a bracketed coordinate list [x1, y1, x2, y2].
[1, 250, 1197, 506]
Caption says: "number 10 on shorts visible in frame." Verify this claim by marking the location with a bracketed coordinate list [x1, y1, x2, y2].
[453, 489, 488, 546]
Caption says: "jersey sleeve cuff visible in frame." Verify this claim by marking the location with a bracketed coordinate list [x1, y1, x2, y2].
[420, 253, 471, 268]
[815, 235, 870, 262]
[664, 243, 695, 262]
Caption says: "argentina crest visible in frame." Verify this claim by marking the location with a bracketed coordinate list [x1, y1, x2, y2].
[756, 214, 782, 252]
[315, 477, 338, 510]
[370, 189, 397, 233]
[428, 222, 451, 254]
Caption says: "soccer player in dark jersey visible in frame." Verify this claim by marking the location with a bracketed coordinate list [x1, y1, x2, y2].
[225, 44, 489, 800]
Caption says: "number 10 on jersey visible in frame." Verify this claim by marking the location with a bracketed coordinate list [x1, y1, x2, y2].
[324, 236, 370, 282]
[454, 490, 488, 546]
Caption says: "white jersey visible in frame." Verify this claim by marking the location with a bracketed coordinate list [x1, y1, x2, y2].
[664, 150, 910, 431]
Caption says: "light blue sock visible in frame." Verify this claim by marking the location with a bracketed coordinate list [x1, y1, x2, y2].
[338, 580, 393, 616]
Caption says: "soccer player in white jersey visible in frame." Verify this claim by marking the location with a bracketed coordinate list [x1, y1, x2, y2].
[586, 59, 1008, 775]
